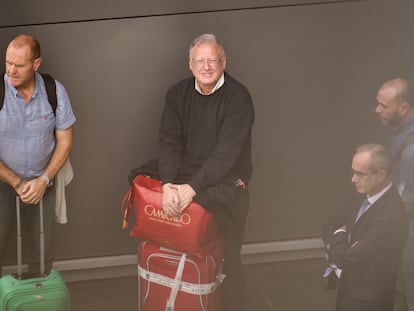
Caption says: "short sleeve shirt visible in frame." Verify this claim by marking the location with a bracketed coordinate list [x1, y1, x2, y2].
[0, 73, 76, 179]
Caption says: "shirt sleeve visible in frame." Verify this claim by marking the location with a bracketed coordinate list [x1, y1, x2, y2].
[55, 80, 76, 130]
[397, 143, 414, 205]
[158, 88, 184, 184]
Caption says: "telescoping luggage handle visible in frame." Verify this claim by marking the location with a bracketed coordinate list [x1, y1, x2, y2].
[15, 197, 46, 279]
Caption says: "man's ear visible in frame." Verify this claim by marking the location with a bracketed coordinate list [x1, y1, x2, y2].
[377, 169, 387, 181]
[399, 102, 410, 115]
[33, 57, 42, 72]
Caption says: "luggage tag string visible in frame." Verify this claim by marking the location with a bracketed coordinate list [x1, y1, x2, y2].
[121, 187, 133, 229]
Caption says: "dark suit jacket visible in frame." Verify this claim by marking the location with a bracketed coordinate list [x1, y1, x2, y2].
[322, 187, 408, 311]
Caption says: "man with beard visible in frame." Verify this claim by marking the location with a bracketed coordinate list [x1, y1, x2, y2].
[376, 78, 414, 311]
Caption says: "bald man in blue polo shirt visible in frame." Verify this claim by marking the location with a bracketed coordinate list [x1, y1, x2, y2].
[0, 34, 76, 275]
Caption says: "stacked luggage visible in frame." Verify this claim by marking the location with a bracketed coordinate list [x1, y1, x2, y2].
[122, 175, 224, 311]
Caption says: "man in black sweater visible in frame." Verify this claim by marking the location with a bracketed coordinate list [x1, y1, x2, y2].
[159, 33, 254, 311]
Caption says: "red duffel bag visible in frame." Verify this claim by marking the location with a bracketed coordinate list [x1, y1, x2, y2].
[121, 175, 222, 258]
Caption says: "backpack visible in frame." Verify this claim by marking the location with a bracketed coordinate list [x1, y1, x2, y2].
[0, 73, 57, 114]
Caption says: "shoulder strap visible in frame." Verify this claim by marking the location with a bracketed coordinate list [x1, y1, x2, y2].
[0, 74, 4, 111]
[395, 131, 414, 161]
[40, 73, 57, 115]
[0, 73, 57, 114]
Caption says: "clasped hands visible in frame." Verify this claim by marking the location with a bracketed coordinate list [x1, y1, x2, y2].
[162, 183, 196, 217]
[15, 177, 48, 204]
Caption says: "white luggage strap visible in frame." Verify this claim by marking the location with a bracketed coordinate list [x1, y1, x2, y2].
[138, 258, 225, 298]
[165, 253, 186, 311]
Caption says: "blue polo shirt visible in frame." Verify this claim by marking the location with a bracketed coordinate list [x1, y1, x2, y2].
[0, 73, 76, 180]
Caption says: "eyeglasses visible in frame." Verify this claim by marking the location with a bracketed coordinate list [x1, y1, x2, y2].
[352, 169, 381, 178]
[191, 58, 222, 67]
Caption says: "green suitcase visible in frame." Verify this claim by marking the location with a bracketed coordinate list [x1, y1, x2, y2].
[0, 197, 70, 310]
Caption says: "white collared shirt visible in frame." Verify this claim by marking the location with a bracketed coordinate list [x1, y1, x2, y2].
[365, 182, 392, 211]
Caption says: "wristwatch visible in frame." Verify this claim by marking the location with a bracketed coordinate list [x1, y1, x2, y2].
[41, 174, 54, 187]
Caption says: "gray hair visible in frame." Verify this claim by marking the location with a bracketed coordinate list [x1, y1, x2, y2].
[356, 144, 392, 174]
[189, 33, 225, 58]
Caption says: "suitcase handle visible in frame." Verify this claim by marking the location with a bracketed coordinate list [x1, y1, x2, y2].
[15, 197, 46, 279]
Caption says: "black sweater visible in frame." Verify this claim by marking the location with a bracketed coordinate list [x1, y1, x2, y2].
[158, 73, 254, 193]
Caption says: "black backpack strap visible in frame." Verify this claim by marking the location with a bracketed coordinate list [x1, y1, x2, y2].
[0, 73, 57, 115]
[40, 73, 57, 115]
[0, 74, 4, 111]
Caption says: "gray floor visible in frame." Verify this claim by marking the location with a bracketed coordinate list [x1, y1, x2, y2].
[67, 257, 337, 311]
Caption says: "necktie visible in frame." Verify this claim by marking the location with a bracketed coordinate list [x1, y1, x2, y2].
[323, 199, 371, 280]
[355, 198, 370, 223]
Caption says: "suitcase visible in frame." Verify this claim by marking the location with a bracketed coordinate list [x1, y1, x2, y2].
[138, 241, 225, 311]
[0, 197, 70, 311]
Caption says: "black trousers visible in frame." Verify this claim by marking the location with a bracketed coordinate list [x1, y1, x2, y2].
[195, 185, 250, 311]
[0, 181, 55, 275]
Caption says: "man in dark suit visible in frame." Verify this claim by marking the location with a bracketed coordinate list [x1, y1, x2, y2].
[323, 144, 408, 311]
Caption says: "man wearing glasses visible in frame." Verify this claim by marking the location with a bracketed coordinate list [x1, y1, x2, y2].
[158, 33, 254, 311]
[323, 144, 407, 311]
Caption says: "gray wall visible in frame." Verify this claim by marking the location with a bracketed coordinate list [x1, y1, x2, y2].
[0, 0, 412, 260]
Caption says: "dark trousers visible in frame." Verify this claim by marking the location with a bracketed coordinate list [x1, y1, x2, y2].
[197, 187, 249, 311]
[0, 181, 55, 275]
[336, 277, 394, 311]
[394, 237, 414, 311]
[221, 189, 249, 311]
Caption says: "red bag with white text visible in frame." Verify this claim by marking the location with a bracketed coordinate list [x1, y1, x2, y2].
[121, 175, 222, 258]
